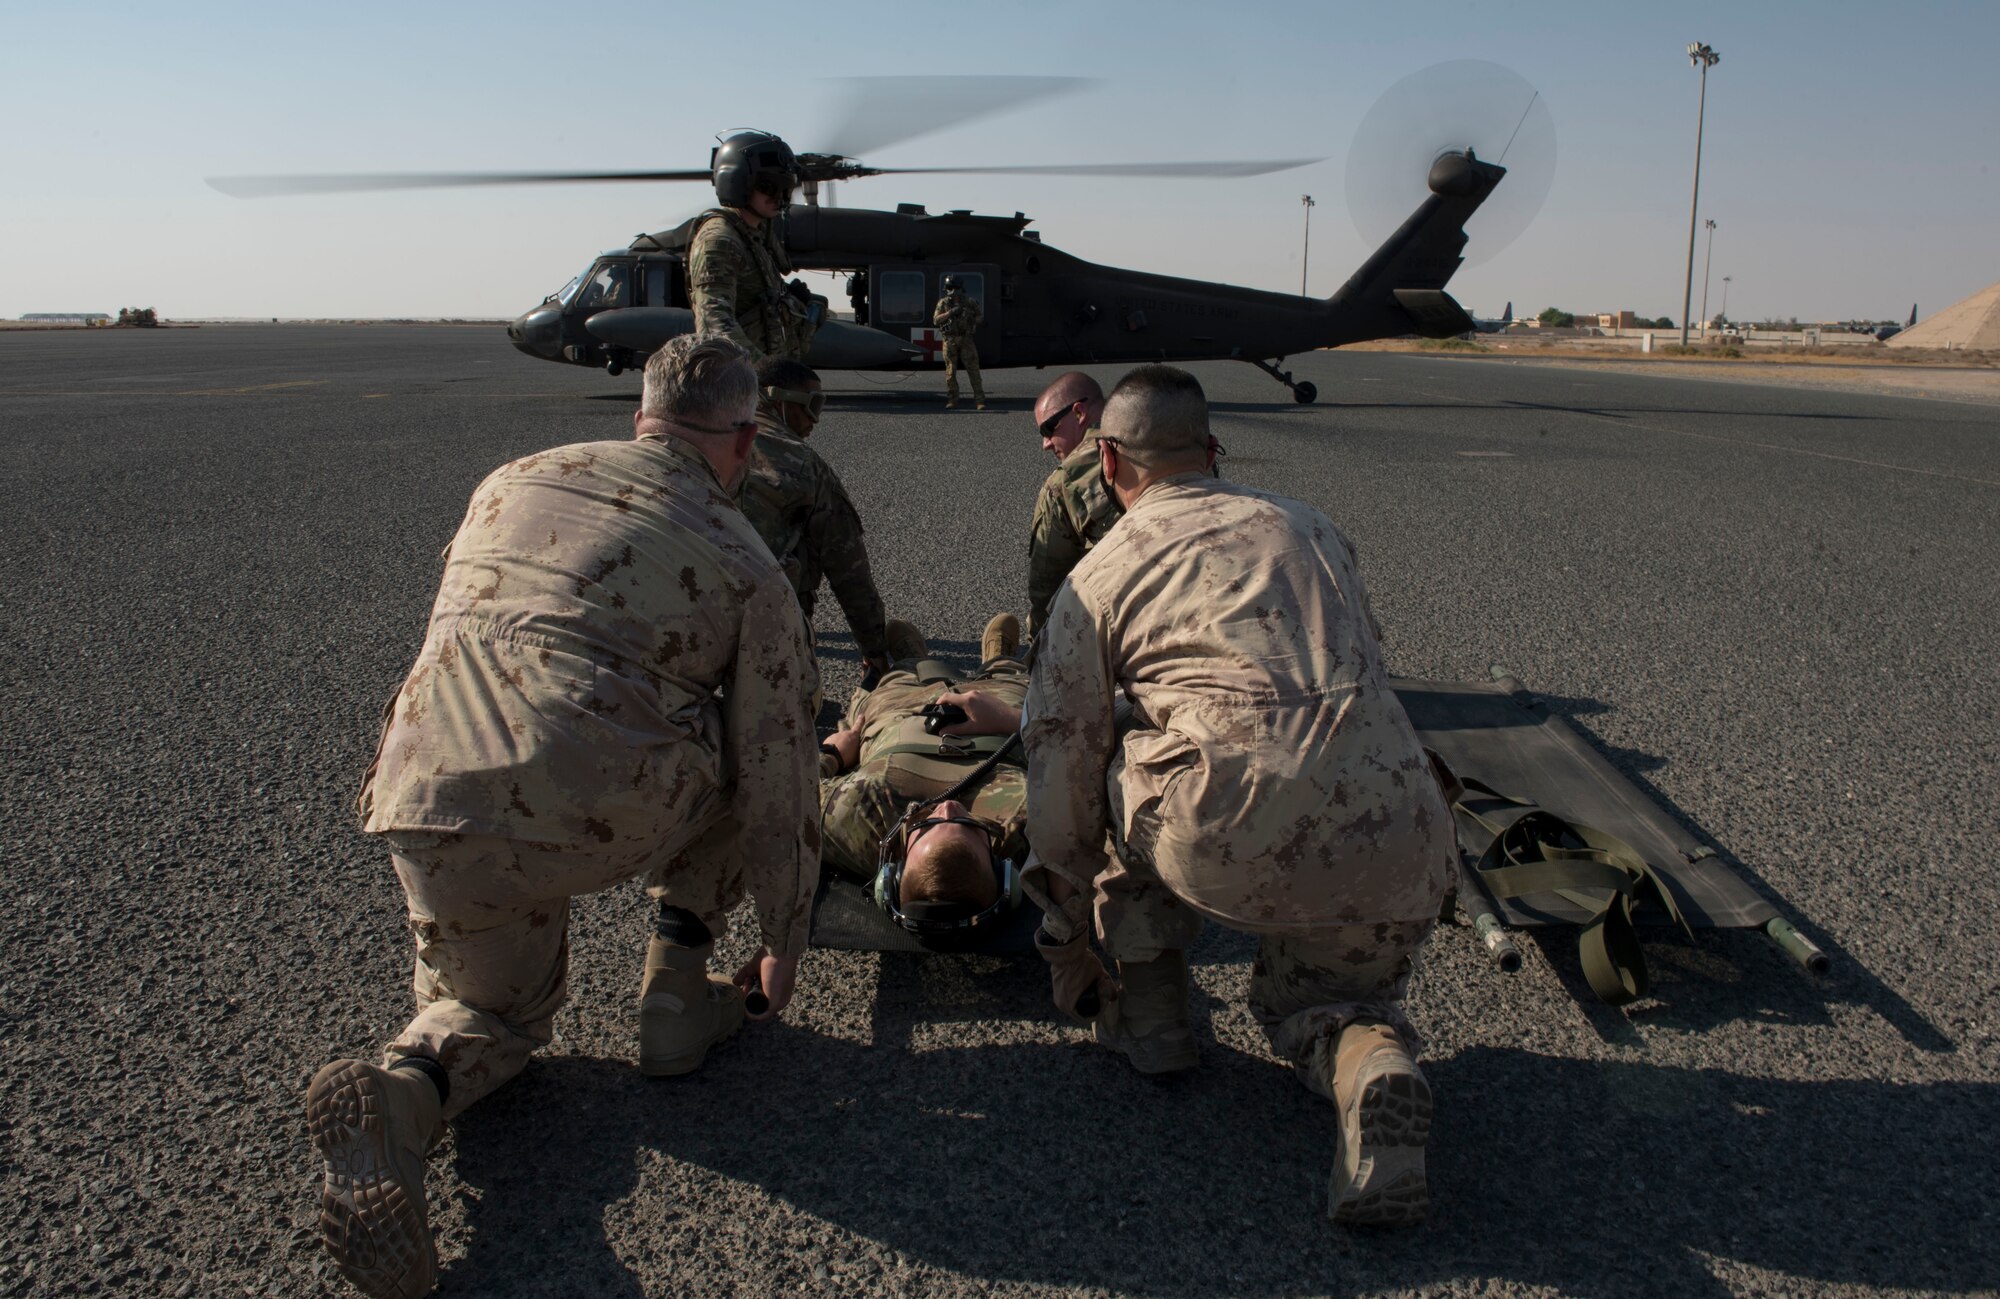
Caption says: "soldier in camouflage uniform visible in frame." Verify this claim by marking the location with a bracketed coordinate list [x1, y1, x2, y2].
[818, 616, 1028, 919]
[1026, 372, 1118, 636]
[306, 337, 820, 1299]
[1022, 365, 1452, 1228]
[687, 131, 818, 363]
[737, 357, 890, 678]
[933, 275, 985, 409]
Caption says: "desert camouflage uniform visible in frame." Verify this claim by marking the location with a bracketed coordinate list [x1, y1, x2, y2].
[933, 288, 984, 405]
[1022, 474, 1451, 1070]
[818, 655, 1029, 878]
[736, 408, 889, 663]
[687, 207, 816, 362]
[356, 433, 819, 1117]
[1025, 429, 1121, 636]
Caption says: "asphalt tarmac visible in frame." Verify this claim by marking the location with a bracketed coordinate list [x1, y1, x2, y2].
[2, 326, 1996, 1299]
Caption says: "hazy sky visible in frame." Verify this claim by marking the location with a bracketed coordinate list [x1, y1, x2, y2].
[4, 0, 1995, 323]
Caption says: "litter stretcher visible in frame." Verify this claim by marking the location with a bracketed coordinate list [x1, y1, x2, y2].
[810, 670, 1827, 1005]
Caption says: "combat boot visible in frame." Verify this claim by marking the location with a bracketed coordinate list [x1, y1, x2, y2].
[884, 619, 928, 664]
[638, 938, 745, 1077]
[981, 612, 1020, 664]
[307, 1058, 444, 1299]
[1094, 951, 1200, 1074]
[1319, 1021, 1432, 1226]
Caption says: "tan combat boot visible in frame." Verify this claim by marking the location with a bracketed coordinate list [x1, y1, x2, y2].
[638, 938, 745, 1077]
[981, 612, 1020, 664]
[883, 619, 928, 664]
[1320, 1021, 1432, 1226]
[1094, 951, 1200, 1074]
[307, 1058, 444, 1299]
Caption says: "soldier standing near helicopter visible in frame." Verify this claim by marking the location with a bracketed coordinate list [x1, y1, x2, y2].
[933, 276, 985, 409]
[687, 131, 820, 363]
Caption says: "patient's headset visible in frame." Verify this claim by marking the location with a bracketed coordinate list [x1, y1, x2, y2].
[871, 732, 1025, 937]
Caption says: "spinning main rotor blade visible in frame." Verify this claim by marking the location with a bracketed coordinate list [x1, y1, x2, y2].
[868, 159, 1321, 178]
[205, 169, 714, 198]
[815, 75, 1093, 158]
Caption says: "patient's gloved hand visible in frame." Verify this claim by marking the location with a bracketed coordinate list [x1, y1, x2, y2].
[934, 689, 1022, 737]
[1036, 926, 1116, 1024]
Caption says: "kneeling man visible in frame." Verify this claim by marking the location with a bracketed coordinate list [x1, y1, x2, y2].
[312, 336, 819, 1298]
[1022, 365, 1452, 1226]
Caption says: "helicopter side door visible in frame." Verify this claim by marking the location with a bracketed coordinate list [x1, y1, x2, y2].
[870, 265, 1000, 367]
[637, 257, 685, 309]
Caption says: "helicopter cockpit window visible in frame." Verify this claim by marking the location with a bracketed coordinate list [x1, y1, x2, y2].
[572, 263, 631, 314]
[555, 273, 586, 306]
[876, 271, 926, 324]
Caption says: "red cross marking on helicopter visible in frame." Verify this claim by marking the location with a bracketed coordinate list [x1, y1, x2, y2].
[909, 328, 945, 361]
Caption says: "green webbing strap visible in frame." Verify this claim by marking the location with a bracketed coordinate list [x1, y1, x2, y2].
[1454, 777, 1693, 1006]
[909, 659, 957, 686]
[881, 733, 1016, 761]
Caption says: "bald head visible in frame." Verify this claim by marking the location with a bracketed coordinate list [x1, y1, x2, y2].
[900, 800, 1001, 911]
[1033, 371, 1106, 460]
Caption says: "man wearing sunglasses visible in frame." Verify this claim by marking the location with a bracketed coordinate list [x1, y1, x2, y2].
[1026, 372, 1117, 636]
[817, 614, 1031, 933]
[308, 336, 821, 1299]
[1022, 365, 1452, 1228]
[687, 131, 820, 363]
[736, 358, 891, 681]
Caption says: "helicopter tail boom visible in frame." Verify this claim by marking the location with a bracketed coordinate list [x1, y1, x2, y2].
[1322, 150, 1505, 345]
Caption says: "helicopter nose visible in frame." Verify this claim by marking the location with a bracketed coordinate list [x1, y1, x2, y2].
[508, 305, 564, 360]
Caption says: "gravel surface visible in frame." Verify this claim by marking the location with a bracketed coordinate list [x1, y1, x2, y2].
[2, 326, 1995, 1298]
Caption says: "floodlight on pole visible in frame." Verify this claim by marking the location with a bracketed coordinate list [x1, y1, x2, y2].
[1699, 219, 1717, 337]
[1681, 41, 1720, 347]
[1300, 194, 1315, 297]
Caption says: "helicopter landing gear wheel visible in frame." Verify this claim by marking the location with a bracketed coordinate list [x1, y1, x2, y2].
[1247, 357, 1315, 405]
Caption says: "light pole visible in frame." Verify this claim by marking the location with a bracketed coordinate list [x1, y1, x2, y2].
[1699, 218, 1717, 337]
[1300, 194, 1315, 297]
[1721, 275, 1732, 324]
[1680, 41, 1720, 347]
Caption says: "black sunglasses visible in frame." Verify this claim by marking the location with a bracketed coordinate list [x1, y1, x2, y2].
[1038, 407, 1072, 438]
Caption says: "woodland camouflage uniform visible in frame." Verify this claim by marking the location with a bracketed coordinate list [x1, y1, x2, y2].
[736, 407, 889, 663]
[1022, 474, 1452, 1068]
[1025, 429, 1121, 636]
[356, 433, 820, 1118]
[819, 653, 1029, 878]
[933, 286, 985, 405]
[687, 207, 817, 362]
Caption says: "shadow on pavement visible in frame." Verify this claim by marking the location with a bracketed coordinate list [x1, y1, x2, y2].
[437, 1040, 1997, 1296]
[1526, 700, 1954, 1054]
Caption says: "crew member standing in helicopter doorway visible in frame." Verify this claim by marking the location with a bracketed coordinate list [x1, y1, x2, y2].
[933, 275, 985, 409]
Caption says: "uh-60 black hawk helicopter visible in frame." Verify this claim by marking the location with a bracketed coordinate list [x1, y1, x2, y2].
[210, 71, 1550, 405]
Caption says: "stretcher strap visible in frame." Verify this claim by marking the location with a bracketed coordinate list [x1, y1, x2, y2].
[1455, 778, 1693, 1006]
[880, 734, 1017, 761]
